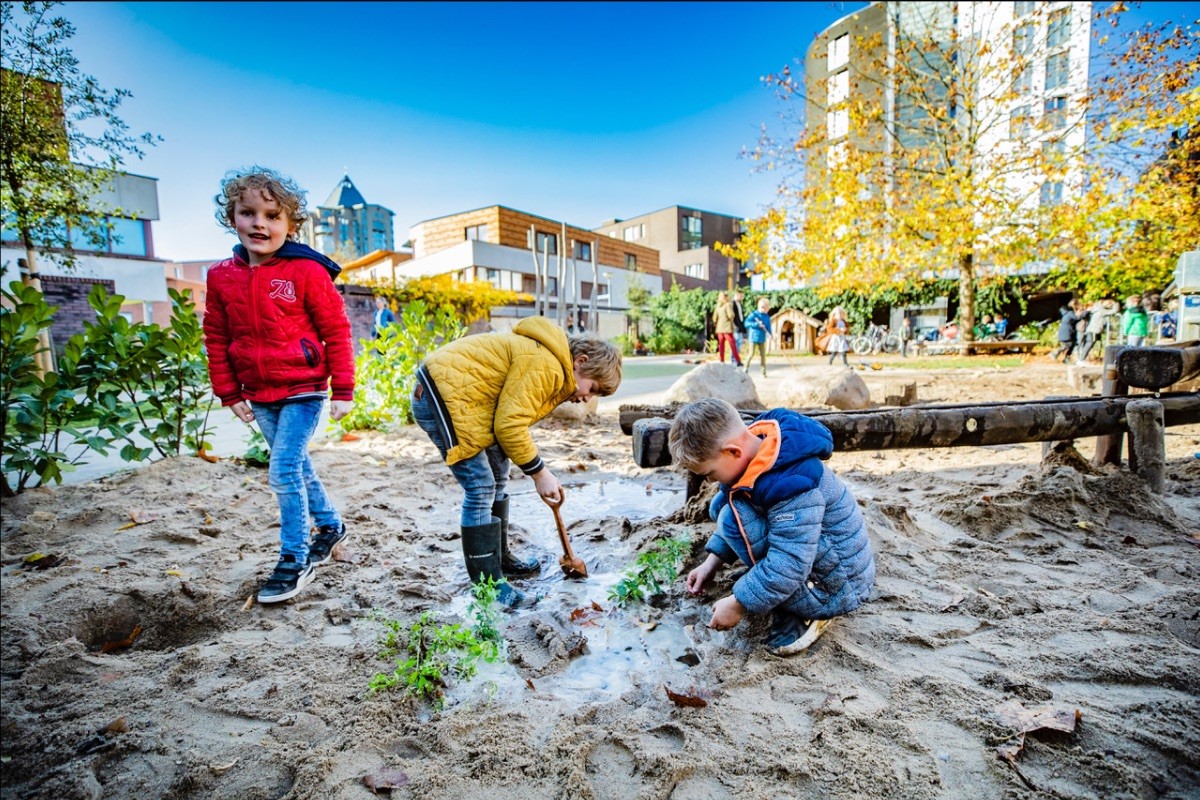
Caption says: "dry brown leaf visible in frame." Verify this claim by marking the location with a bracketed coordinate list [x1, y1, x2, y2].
[342, 432, 361, 442]
[103, 717, 128, 735]
[994, 700, 1080, 735]
[129, 510, 159, 525]
[196, 449, 220, 463]
[664, 685, 709, 708]
[101, 625, 142, 654]
[115, 522, 137, 531]
[363, 766, 409, 793]
[241, 595, 254, 611]
[210, 758, 239, 774]
[939, 594, 966, 612]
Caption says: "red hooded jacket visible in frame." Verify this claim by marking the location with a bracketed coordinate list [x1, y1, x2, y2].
[203, 247, 355, 406]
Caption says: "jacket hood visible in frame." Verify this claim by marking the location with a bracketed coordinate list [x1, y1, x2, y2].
[733, 408, 833, 508]
[233, 241, 343, 279]
[512, 317, 574, 376]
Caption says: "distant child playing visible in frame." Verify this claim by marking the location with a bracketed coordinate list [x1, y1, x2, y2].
[670, 398, 875, 655]
[203, 167, 355, 604]
[412, 320, 622, 606]
[743, 297, 773, 376]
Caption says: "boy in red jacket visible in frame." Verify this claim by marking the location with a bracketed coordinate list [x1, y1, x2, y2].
[204, 167, 356, 603]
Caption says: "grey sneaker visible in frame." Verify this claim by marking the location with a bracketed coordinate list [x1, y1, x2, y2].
[257, 555, 314, 604]
[308, 522, 348, 566]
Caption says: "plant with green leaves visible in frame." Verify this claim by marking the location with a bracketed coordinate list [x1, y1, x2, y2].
[369, 579, 504, 708]
[608, 535, 692, 607]
[0, 280, 122, 495]
[241, 426, 270, 468]
[337, 299, 466, 433]
[79, 285, 214, 461]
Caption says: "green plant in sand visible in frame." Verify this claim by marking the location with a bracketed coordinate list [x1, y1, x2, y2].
[608, 536, 691, 607]
[369, 578, 504, 707]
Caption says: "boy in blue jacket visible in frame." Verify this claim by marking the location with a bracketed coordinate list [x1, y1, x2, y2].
[669, 398, 875, 655]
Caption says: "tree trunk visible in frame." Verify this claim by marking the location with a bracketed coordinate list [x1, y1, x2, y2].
[21, 238, 55, 374]
[958, 251, 975, 344]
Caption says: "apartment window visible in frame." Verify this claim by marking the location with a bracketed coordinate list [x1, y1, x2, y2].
[1042, 138, 1065, 164]
[581, 282, 609, 300]
[1040, 181, 1063, 207]
[1044, 95, 1068, 130]
[681, 215, 703, 250]
[1010, 105, 1032, 139]
[174, 266, 183, 278]
[572, 240, 592, 260]
[1045, 52, 1068, 90]
[827, 70, 849, 106]
[1013, 1, 1036, 17]
[534, 231, 557, 254]
[1047, 8, 1070, 48]
[485, 268, 500, 283]
[372, 226, 387, 251]
[828, 34, 849, 70]
[828, 141, 850, 168]
[684, 263, 705, 279]
[1013, 22, 1035, 56]
[465, 223, 488, 241]
[625, 253, 637, 270]
[622, 223, 644, 241]
[1013, 62, 1033, 95]
[827, 107, 849, 139]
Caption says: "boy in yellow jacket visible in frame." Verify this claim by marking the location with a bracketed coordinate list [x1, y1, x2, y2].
[412, 317, 622, 606]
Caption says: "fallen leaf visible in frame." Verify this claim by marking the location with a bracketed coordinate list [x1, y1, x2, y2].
[20, 552, 65, 570]
[241, 595, 255, 611]
[129, 510, 159, 525]
[1074, 520, 1093, 530]
[639, 620, 659, 632]
[196, 449, 220, 463]
[1121, 535, 1140, 546]
[569, 605, 604, 626]
[664, 685, 709, 708]
[994, 700, 1080, 735]
[363, 766, 409, 793]
[203, 514, 213, 525]
[165, 569, 185, 578]
[103, 717, 128, 735]
[342, 432, 361, 442]
[210, 758, 239, 774]
[115, 522, 137, 531]
[525, 678, 536, 691]
[101, 626, 142, 654]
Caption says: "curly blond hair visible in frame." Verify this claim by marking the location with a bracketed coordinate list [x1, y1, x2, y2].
[214, 167, 308, 236]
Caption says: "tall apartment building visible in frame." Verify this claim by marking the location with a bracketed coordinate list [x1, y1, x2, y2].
[299, 175, 395, 261]
[807, 1, 1092, 245]
[401, 205, 661, 337]
[593, 206, 745, 292]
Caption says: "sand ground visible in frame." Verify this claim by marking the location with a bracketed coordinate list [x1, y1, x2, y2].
[1, 360, 1197, 800]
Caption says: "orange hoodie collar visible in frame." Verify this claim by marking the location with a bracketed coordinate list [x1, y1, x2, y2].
[731, 418, 780, 492]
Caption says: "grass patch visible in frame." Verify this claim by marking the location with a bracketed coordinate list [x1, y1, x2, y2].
[884, 356, 1029, 369]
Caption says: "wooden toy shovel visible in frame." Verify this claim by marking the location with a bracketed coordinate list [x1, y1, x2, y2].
[544, 491, 588, 579]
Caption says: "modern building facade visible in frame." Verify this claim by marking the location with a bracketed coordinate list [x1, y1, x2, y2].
[299, 175, 395, 261]
[593, 205, 745, 292]
[401, 205, 661, 338]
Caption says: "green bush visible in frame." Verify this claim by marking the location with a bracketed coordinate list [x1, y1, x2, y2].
[337, 300, 465, 433]
[1, 281, 122, 495]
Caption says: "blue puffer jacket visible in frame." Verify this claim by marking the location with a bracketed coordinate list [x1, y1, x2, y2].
[705, 409, 875, 619]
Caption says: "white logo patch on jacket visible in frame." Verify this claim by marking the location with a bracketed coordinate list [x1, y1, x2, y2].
[269, 279, 296, 302]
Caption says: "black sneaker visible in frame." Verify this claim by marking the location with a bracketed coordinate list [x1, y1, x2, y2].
[257, 555, 314, 604]
[308, 522, 348, 566]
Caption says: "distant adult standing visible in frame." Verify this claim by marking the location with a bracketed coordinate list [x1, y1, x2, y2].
[714, 291, 743, 366]
[732, 290, 747, 356]
[373, 295, 396, 339]
[826, 307, 850, 368]
[1051, 301, 1081, 362]
[1122, 295, 1149, 347]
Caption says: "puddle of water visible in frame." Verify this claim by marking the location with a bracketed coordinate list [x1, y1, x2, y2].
[507, 477, 684, 528]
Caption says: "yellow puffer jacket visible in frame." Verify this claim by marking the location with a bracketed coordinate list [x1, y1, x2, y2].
[714, 300, 735, 334]
[420, 317, 576, 473]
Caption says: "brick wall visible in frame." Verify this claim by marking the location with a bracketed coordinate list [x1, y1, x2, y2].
[337, 283, 378, 353]
[42, 275, 115, 355]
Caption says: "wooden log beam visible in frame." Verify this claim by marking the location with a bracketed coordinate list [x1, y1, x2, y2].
[629, 393, 1200, 468]
[1126, 399, 1166, 493]
[1116, 345, 1200, 390]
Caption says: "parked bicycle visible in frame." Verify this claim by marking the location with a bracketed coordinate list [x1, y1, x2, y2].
[851, 323, 901, 355]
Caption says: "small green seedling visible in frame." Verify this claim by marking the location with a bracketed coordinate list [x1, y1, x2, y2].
[369, 578, 504, 707]
[608, 536, 692, 607]
[242, 427, 270, 467]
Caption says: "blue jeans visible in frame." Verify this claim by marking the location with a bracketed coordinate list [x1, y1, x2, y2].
[251, 399, 341, 560]
[411, 388, 509, 527]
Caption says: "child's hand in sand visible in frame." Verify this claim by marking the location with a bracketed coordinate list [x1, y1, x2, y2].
[329, 400, 353, 421]
[686, 553, 722, 595]
[708, 595, 745, 631]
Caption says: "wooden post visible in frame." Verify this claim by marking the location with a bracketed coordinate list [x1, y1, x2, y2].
[529, 225, 542, 316]
[1126, 399, 1165, 493]
[541, 236, 551, 318]
[1094, 346, 1128, 466]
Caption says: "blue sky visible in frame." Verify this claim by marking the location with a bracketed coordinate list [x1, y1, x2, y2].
[57, 1, 1194, 262]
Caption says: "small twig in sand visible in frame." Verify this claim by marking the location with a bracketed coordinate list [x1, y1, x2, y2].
[241, 595, 254, 611]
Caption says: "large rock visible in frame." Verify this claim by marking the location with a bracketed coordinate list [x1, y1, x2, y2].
[549, 395, 599, 421]
[664, 363, 761, 408]
[776, 368, 871, 410]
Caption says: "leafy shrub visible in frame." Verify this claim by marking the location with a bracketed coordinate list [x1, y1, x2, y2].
[1, 281, 123, 495]
[337, 300, 466, 433]
[79, 285, 214, 461]
[369, 578, 504, 708]
[241, 426, 270, 467]
[608, 536, 692, 607]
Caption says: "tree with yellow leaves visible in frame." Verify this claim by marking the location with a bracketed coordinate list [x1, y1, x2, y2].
[360, 273, 524, 326]
[722, 2, 1196, 339]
